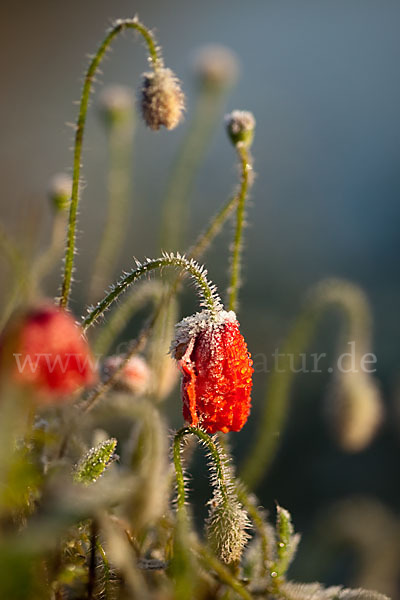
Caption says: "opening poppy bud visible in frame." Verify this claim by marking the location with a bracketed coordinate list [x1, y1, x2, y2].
[225, 110, 255, 148]
[103, 355, 150, 395]
[171, 310, 253, 434]
[192, 45, 239, 91]
[0, 303, 97, 401]
[48, 173, 72, 212]
[99, 85, 134, 127]
[140, 67, 185, 130]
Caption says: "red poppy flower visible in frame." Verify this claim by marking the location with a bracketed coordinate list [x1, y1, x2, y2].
[171, 310, 253, 433]
[0, 304, 96, 401]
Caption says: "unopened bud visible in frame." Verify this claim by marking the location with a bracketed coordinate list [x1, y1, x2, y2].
[206, 495, 250, 564]
[326, 370, 383, 452]
[103, 355, 151, 395]
[193, 45, 239, 91]
[225, 110, 255, 148]
[99, 85, 134, 126]
[140, 67, 185, 131]
[48, 173, 72, 212]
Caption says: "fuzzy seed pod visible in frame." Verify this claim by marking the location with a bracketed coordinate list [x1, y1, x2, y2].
[225, 110, 255, 148]
[103, 355, 151, 395]
[171, 309, 253, 433]
[140, 67, 185, 130]
[48, 173, 72, 212]
[0, 303, 97, 400]
[326, 371, 383, 452]
[206, 495, 250, 564]
[193, 45, 239, 90]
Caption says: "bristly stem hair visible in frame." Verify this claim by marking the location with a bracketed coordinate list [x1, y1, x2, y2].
[228, 144, 253, 313]
[59, 18, 161, 309]
[81, 253, 222, 330]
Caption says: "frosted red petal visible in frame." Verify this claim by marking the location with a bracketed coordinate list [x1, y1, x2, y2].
[1, 304, 97, 400]
[177, 317, 253, 434]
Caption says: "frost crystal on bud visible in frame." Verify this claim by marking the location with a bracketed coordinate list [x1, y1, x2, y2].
[225, 110, 255, 147]
[171, 309, 253, 433]
[326, 370, 383, 452]
[99, 84, 134, 126]
[140, 67, 185, 130]
[193, 45, 239, 90]
[206, 495, 250, 564]
[74, 438, 118, 484]
[48, 173, 72, 212]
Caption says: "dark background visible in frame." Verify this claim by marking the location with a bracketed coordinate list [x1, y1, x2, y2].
[1, 1, 400, 596]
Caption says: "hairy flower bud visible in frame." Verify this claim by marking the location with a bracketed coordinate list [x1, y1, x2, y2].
[326, 370, 383, 452]
[171, 309, 253, 433]
[48, 173, 72, 212]
[103, 355, 150, 395]
[225, 110, 255, 148]
[193, 45, 239, 90]
[140, 67, 185, 130]
[206, 495, 250, 564]
[0, 303, 96, 400]
[99, 84, 134, 126]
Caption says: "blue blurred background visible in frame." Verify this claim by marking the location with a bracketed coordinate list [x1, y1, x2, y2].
[1, 0, 400, 595]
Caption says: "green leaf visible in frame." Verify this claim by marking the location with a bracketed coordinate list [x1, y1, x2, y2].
[73, 438, 118, 485]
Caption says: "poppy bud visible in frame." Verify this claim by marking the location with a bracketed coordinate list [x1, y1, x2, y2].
[193, 45, 239, 91]
[99, 84, 134, 127]
[48, 173, 72, 212]
[171, 310, 253, 434]
[0, 304, 96, 401]
[225, 110, 255, 148]
[103, 355, 150, 395]
[140, 67, 185, 130]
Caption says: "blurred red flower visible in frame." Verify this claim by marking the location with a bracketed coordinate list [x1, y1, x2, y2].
[1, 304, 96, 400]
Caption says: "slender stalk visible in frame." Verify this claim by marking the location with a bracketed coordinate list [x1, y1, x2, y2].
[228, 145, 253, 312]
[34, 213, 67, 285]
[81, 254, 222, 330]
[93, 280, 162, 356]
[59, 18, 160, 309]
[195, 542, 253, 600]
[89, 106, 135, 302]
[160, 86, 227, 251]
[240, 278, 373, 490]
[0, 225, 28, 330]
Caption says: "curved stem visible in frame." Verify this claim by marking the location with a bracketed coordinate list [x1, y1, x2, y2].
[82, 254, 221, 330]
[173, 427, 230, 509]
[240, 278, 373, 490]
[59, 18, 160, 309]
[228, 145, 253, 313]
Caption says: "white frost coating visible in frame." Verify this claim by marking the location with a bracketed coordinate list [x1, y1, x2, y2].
[170, 309, 236, 356]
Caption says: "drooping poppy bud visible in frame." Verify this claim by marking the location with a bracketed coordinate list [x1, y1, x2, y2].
[171, 310, 253, 434]
[140, 67, 185, 130]
[0, 304, 96, 401]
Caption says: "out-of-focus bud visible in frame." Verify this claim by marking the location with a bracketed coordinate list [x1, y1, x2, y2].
[99, 84, 134, 127]
[192, 45, 239, 91]
[48, 173, 72, 212]
[326, 368, 384, 453]
[225, 110, 255, 148]
[103, 355, 151, 395]
[0, 303, 97, 401]
[140, 67, 185, 131]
